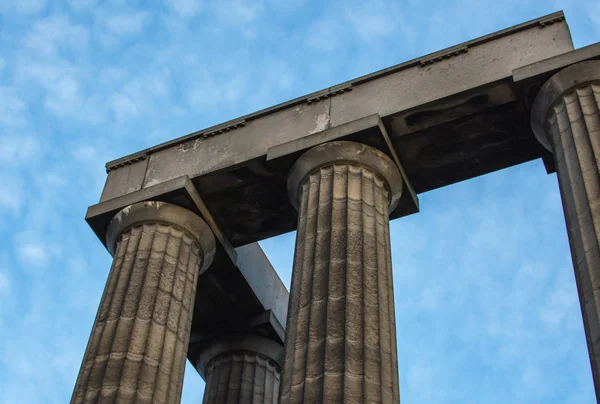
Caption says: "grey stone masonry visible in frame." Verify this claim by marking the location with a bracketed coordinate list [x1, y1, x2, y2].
[280, 141, 403, 404]
[196, 334, 284, 404]
[71, 201, 216, 404]
[203, 353, 281, 404]
[531, 60, 600, 400]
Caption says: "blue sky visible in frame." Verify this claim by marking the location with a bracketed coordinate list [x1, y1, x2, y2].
[0, 0, 599, 403]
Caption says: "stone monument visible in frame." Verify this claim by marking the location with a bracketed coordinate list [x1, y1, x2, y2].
[73, 11, 600, 404]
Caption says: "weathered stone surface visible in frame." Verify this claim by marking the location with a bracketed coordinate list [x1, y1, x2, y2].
[94, 13, 573, 247]
[531, 60, 600, 400]
[198, 335, 283, 404]
[280, 141, 402, 404]
[203, 353, 280, 404]
[71, 201, 216, 404]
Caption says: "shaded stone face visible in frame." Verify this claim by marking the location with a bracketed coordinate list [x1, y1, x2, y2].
[71, 202, 215, 404]
[280, 142, 401, 404]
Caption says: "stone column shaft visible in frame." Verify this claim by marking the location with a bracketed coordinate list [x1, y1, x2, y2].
[71, 202, 215, 404]
[280, 141, 402, 404]
[203, 352, 280, 404]
[196, 334, 284, 404]
[531, 60, 600, 400]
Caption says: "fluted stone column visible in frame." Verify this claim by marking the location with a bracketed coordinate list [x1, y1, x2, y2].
[196, 334, 284, 404]
[531, 60, 600, 399]
[280, 141, 403, 404]
[71, 201, 216, 404]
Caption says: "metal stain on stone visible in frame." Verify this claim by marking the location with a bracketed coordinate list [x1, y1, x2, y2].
[309, 113, 330, 135]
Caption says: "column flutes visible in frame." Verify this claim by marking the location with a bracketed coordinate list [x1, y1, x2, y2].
[280, 141, 403, 404]
[71, 201, 216, 404]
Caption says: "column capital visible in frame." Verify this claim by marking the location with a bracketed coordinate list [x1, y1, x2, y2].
[195, 334, 284, 378]
[531, 60, 600, 151]
[106, 201, 216, 273]
[287, 141, 403, 213]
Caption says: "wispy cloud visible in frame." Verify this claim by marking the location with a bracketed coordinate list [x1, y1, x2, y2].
[165, 0, 203, 18]
[0, 0, 46, 14]
[0, 271, 10, 296]
[104, 11, 148, 36]
[24, 14, 89, 55]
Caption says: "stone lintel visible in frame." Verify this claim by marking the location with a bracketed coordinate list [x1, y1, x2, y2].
[513, 42, 600, 84]
[103, 11, 568, 179]
[93, 12, 573, 246]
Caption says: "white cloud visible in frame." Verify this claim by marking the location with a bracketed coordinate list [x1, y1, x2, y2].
[0, 272, 10, 296]
[17, 244, 49, 267]
[16, 0, 45, 14]
[73, 145, 99, 162]
[215, 0, 263, 25]
[0, 176, 23, 215]
[344, 1, 406, 42]
[0, 0, 46, 14]
[305, 20, 344, 51]
[44, 75, 82, 117]
[105, 11, 148, 36]
[65, 0, 98, 12]
[406, 362, 435, 399]
[521, 364, 546, 398]
[539, 267, 580, 333]
[12, 15, 98, 121]
[15, 57, 105, 122]
[25, 14, 89, 55]
[166, 0, 203, 17]
[266, 0, 306, 12]
[187, 68, 248, 110]
[111, 92, 139, 121]
[0, 88, 27, 128]
[14, 231, 62, 270]
[0, 136, 39, 165]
